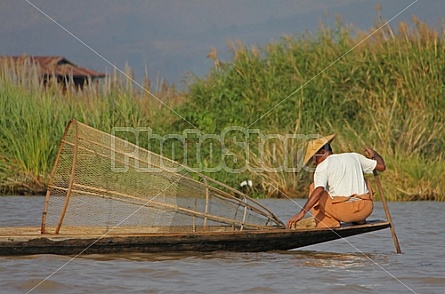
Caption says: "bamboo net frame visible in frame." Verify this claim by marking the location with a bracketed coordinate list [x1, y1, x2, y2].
[41, 119, 285, 234]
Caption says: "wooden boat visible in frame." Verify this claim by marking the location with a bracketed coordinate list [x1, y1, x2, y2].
[0, 221, 389, 256]
[0, 120, 391, 256]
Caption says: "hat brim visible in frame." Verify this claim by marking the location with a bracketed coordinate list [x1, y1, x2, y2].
[303, 134, 336, 166]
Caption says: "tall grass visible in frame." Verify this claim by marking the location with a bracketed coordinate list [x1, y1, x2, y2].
[0, 60, 182, 194]
[174, 16, 445, 200]
[1, 15, 444, 200]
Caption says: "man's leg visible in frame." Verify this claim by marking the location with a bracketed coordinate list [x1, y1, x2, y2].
[330, 199, 373, 224]
[312, 191, 341, 228]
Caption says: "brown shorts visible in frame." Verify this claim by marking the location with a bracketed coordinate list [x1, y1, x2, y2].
[312, 192, 373, 228]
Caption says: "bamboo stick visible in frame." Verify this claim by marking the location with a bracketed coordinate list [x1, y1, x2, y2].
[41, 119, 76, 233]
[373, 170, 402, 253]
[55, 120, 79, 234]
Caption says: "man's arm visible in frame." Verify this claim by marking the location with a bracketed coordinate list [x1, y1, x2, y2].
[365, 147, 386, 171]
[287, 187, 324, 228]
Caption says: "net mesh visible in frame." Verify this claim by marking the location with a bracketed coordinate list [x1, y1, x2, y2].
[41, 120, 285, 234]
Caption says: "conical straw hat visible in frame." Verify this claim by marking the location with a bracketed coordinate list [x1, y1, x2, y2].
[303, 134, 336, 166]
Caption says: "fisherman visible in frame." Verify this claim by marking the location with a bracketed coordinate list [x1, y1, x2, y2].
[287, 134, 386, 228]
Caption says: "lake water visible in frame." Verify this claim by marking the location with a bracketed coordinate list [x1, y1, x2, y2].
[0, 196, 443, 294]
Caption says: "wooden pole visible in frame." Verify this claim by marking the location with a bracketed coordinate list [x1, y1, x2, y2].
[56, 120, 79, 234]
[373, 170, 402, 253]
[41, 119, 76, 234]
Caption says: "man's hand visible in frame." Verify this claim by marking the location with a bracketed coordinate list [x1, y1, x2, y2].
[287, 187, 325, 228]
[364, 147, 375, 159]
[364, 147, 386, 171]
[287, 210, 305, 229]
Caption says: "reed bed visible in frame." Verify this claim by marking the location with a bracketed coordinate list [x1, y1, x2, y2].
[1, 16, 444, 200]
[0, 60, 182, 194]
[175, 17, 445, 200]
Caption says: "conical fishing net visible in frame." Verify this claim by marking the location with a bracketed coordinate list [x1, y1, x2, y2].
[41, 120, 284, 234]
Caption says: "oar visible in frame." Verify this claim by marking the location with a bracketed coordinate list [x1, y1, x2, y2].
[372, 169, 402, 253]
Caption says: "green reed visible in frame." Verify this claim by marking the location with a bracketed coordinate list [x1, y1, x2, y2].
[1, 15, 444, 200]
[0, 60, 181, 194]
[175, 16, 445, 200]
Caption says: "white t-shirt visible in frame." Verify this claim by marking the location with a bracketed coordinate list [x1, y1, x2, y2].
[313, 153, 377, 198]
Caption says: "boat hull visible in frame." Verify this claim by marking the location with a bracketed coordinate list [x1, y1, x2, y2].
[0, 221, 390, 256]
